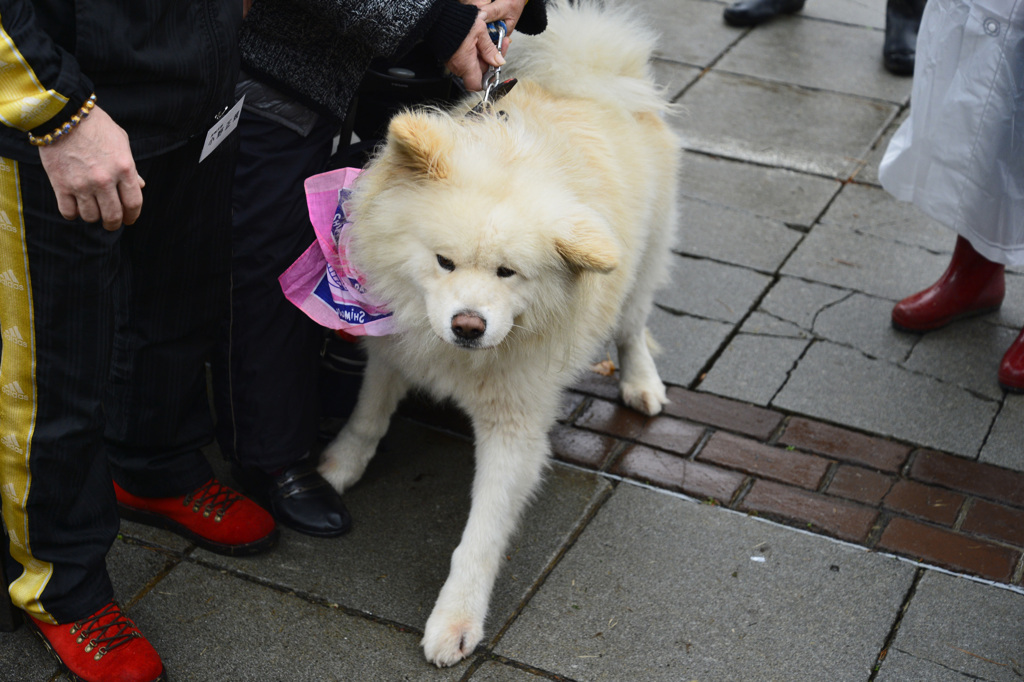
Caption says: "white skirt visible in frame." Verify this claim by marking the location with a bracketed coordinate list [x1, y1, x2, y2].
[879, 0, 1024, 266]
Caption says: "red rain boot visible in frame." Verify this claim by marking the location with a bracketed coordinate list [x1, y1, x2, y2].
[998, 327, 1024, 393]
[892, 236, 1005, 332]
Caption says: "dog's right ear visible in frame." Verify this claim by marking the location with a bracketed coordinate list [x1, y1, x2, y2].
[386, 111, 453, 180]
[555, 214, 620, 274]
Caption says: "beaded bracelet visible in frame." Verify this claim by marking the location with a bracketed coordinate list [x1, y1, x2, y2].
[27, 94, 97, 147]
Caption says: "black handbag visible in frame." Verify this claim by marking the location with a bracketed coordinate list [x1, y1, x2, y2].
[333, 42, 463, 169]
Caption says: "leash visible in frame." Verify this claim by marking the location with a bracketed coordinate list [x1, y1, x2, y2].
[468, 21, 518, 117]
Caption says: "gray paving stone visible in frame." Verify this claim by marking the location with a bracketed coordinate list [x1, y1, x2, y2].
[760, 276, 850, 330]
[118, 519, 193, 555]
[658, 255, 772, 323]
[676, 151, 840, 229]
[0, 624, 55, 682]
[651, 59, 701, 102]
[821, 181, 951, 251]
[496, 483, 915, 681]
[812, 292, 918, 363]
[781, 221, 952, 301]
[875, 649, 981, 681]
[716, 20, 912, 103]
[677, 197, 803, 272]
[852, 106, 909, 186]
[192, 421, 609, 640]
[902, 322, 1019, 400]
[774, 341, 999, 457]
[876, 571, 1024, 682]
[800, 0, 886, 29]
[993, 271, 1024, 331]
[698, 333, 810, 406]
[740, 311, 810, 338]
[467, 660, 553, 681]
[107, 539, 181, 606]
[668, 71, 898, 178]
[633, 0, 743, 67]
[130, 560, 467, 681]
[980, 395, 1024, 470]
[647, 306, 734, 387]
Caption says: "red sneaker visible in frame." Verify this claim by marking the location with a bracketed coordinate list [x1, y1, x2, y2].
[27, 601, 165, 682]
[114, 478, 278, 556]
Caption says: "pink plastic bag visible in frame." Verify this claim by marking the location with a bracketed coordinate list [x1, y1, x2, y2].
[278, 167, 396, 336]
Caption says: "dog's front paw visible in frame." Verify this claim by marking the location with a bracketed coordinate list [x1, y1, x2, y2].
[421, 609, 483, 668]
[317, 458, 361, 494]
[621, 379, 668, 416]
[317, 438, 371, 493]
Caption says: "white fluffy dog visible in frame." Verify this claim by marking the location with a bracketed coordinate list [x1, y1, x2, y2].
[318, 0, 679, 667]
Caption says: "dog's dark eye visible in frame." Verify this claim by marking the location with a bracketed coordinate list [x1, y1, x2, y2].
[496, 266, 516, 278]
[437, 255, 455, 272]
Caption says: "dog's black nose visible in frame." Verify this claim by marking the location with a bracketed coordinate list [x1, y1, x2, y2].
[451, 313, 486, 340]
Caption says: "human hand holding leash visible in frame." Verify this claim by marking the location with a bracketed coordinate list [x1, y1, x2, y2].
[446, 11, 505, 91]
[38, 104, 145, 231]
[464, 0, 530, 44]
[450, 0, 532, 91]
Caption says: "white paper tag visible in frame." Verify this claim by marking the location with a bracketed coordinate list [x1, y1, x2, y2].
[199, 95, 245, 163]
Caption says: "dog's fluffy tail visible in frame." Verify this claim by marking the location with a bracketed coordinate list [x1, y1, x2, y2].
[508, 0, 669, 114]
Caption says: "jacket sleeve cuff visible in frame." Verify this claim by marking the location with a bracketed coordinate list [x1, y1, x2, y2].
[516, 0, 548, 35]
[422, 0, 479, 64]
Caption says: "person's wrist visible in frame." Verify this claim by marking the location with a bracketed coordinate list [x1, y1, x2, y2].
[27, 94, 97, 147]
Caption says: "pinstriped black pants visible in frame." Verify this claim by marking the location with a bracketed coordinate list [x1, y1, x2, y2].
[0, 135, 235, 623]
[210, 110, 337, 475]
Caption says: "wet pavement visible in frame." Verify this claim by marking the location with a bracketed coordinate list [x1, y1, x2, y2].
[4, 0, 1023, 680]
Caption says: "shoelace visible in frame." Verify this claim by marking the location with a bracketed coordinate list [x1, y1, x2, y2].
[182, 479, 241, 522]
[68, 602, 141, 661]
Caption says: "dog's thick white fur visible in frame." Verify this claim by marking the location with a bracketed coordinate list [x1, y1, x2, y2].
[318, 0, 678, 667]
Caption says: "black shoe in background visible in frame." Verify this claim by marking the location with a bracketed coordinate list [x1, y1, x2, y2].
[884, 0, 927, 76]
[723, 0, 806, 27]
[233, 455, 352, 538]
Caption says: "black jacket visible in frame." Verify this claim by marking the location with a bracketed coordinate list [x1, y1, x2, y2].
[0, 0, 242, 163]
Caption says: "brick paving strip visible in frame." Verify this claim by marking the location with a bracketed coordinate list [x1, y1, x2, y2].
[399, 372, 1024, 588]
[554, 373, 1024, 587]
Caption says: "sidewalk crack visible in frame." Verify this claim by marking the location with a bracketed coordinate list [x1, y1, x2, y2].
[867, 568, 924, 681]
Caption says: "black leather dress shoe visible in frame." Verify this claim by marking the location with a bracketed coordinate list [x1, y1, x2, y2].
[233, 457, 352, 538]
[883, 0, 926, 76]
[723, 0, 806, 27]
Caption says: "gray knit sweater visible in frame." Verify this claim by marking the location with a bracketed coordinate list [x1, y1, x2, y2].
[241, 0, 468, 123]
[239, 0, 546, 124]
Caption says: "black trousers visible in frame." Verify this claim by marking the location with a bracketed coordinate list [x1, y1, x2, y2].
[211, 110, 338, 475]
[0, 136, 234, 623]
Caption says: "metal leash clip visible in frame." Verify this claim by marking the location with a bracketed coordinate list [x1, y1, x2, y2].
[468, 21, 518, 117]
[481, 21, 507, 105]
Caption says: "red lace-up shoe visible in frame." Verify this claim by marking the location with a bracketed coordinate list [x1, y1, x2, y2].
[114, 478, 278, 556]
[892, 236, 1005, 332]
[27, 601, 165, 682]
[998, 327, 1024, 393]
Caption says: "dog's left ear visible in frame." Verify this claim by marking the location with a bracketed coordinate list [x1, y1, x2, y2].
[555, 214, 620, 274]
[387, 110, 453, 180]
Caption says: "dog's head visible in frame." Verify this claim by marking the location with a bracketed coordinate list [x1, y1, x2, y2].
[349, 109, 621, 350]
